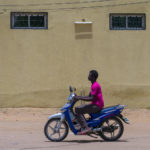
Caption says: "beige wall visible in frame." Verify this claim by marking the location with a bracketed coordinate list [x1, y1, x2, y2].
[0, 0, 150, 108]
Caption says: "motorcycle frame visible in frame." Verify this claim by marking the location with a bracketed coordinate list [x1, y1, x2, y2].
[48, 102, 125, 135]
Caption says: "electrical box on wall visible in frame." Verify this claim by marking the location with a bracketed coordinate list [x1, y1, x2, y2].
[74, 20, 93, 39]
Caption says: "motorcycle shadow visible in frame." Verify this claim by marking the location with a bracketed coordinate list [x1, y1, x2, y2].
[62, 139, 128, 143]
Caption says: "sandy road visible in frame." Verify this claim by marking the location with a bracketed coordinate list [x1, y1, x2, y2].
[0, 108, 150, 150]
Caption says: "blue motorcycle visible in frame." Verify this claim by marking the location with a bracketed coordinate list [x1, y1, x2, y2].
[44, 86, 129, 142]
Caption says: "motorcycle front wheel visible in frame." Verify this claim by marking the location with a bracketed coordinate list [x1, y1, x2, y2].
[44, 118, 69, 142]
[99, 117, 124, 141]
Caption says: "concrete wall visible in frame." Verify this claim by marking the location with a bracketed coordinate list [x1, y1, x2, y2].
[0, 0, 150, 108]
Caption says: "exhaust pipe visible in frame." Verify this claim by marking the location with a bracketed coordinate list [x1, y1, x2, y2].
[92, 127, 102, 132]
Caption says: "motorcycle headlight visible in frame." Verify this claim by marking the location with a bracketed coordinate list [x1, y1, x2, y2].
[67, 93, 75, 101]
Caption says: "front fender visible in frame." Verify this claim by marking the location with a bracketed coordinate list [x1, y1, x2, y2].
[48, 112, 63, 120]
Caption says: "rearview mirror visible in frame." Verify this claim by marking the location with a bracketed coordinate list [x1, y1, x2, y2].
[69, 86, 73, 92]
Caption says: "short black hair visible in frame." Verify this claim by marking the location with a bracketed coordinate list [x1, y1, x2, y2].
[90, 70, 98, 80]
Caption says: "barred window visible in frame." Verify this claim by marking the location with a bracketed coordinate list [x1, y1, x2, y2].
[11, 12, 48, 29]
[110, 14, 146, 30]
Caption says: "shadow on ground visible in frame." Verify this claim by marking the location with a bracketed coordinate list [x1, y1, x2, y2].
[45, 139, 128, 143]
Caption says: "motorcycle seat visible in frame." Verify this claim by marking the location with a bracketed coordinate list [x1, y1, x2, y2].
[90, 105, 119, 119]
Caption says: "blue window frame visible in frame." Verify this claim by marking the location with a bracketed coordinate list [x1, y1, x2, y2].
[11, 12, 48, 29]
[110, 14, 146, 30]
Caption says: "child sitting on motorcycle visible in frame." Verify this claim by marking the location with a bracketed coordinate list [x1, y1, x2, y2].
[74, 70, 104, 135]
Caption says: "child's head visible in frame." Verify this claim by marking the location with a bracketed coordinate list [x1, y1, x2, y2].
[88, 70, 98, 81]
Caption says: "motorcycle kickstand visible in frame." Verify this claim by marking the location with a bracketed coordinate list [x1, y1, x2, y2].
[87, 133, 98, 139]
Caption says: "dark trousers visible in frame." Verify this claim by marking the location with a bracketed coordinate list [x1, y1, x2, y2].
[75, 104, 101, 128]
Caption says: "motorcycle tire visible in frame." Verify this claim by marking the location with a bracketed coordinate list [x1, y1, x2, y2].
[44, 118, 69, 142]
[99, 116, 124, 141]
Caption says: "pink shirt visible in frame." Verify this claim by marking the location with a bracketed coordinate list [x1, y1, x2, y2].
[90, 82, 104, 109]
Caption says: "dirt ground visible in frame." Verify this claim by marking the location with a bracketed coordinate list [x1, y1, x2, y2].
[0, 108, 150, 150]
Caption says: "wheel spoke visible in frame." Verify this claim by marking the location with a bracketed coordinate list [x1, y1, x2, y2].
[54, 121, 59, 128]
[50, 132, 56, 137]
[111, 131, 114, 138]
[58, 130, 61, 138]
[48, 125, 54, 131]
[111, 122, 117, 126]
[106, 120, 110, 126]
[60, 127, 65, 129]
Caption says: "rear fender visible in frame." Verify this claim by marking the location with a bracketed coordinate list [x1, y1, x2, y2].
[117, 114, 130, 124]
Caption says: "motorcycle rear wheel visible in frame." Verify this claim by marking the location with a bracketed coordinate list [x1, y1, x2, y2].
[99, 117, 124, 141]
[44, 118, 69, 142]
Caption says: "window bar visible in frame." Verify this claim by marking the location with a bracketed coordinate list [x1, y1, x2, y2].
[44, 15, 46, 28]
[142, 15, 145, 29]
[28, 15, 30, 28]
[126, 15, 128, 30]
